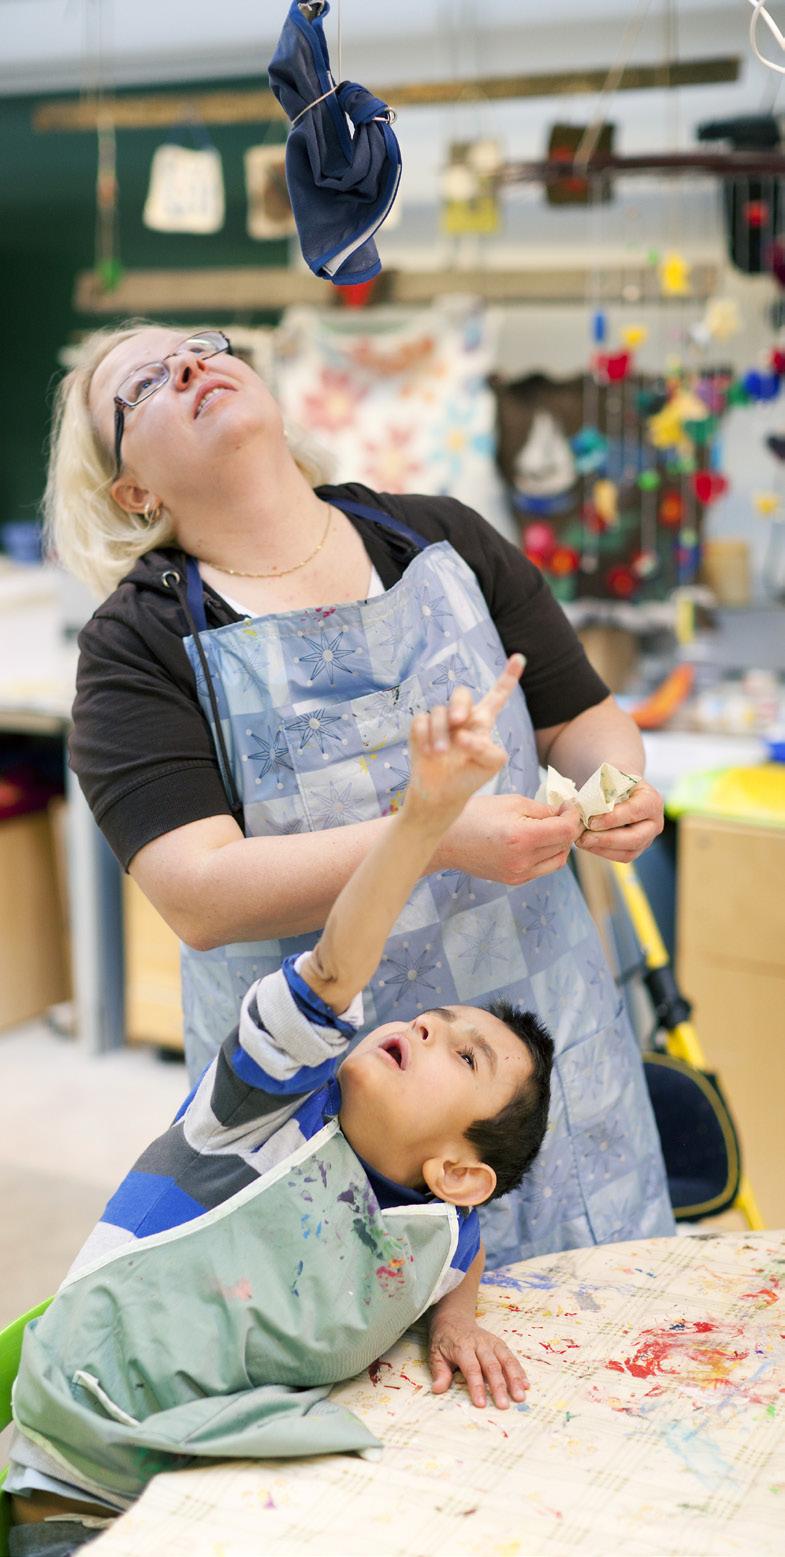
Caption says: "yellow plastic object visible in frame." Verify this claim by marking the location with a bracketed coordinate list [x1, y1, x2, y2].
[609, 861, 764, 1231]
[666, 764, 785, 827]
[753, 492, 781, 517]
[621, 324, 648, 350]
[659, 251, 691, 296]
[592, 478, 618, 525]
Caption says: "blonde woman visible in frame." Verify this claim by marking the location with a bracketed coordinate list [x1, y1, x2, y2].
[50, 320, 672, 1271]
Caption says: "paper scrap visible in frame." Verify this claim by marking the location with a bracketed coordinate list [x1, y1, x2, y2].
[536, 762, 638, 827]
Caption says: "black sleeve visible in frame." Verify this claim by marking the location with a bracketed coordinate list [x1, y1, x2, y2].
[70, 611, 233, 871]
[367, 490, 610, 729]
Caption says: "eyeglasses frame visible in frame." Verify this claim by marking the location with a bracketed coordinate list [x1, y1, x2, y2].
[112, 330, 233, 477]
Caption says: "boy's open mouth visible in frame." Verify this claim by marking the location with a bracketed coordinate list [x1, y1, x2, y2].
[378, 1034, 411, 1071]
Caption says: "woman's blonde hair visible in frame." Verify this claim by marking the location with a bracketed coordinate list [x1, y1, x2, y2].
[44, 318, 330, 600]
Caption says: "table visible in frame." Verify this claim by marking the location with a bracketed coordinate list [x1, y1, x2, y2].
[90, 1230, 785, 1557]
[0, 565, 125, 1053]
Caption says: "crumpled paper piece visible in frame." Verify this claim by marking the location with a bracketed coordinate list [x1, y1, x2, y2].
[536, 762, 639, 827]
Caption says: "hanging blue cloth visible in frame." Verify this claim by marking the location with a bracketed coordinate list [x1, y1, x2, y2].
[268, 0, 402, 285]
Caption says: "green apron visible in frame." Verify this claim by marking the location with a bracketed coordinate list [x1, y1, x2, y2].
[12, 1123, 457, 1504]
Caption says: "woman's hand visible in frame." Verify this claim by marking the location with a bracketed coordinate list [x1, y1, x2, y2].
[428, 1316, 529, 1409]
[575, 778, 664, 862]
[439, 792, 583, 885]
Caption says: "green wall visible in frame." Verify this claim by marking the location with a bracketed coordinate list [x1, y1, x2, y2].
[0, 79, 285, 522]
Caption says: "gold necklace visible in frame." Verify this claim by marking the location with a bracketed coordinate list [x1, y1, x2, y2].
[205, 504, 334, 579]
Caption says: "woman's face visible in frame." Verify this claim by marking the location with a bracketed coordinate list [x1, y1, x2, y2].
[88, 326, 284, 503]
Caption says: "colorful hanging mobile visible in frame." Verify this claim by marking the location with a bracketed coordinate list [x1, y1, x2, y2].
[95, 111, 121, 291]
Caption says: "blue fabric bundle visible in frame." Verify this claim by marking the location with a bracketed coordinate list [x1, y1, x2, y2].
[268, 0, 402, 285]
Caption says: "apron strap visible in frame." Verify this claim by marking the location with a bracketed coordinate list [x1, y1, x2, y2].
[328, 497, 429, 551]
[181, 557, 245, 830]
[185, 554, 209, 634]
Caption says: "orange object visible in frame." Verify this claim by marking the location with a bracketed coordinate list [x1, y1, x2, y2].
[631, 663, 695, 730]
[550, 546, 580, 576]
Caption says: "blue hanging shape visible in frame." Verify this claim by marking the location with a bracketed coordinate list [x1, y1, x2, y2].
[268, 1, 402, 285]
[591, 310, 608, 345]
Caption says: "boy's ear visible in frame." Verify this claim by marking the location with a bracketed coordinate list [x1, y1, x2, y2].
[421, 1155, 496, 1208]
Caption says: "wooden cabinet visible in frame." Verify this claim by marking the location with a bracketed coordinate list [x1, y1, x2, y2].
[676, 815, 785, 1228]
[123, 875, 184, 1050]
[0, 807, 69, 1030]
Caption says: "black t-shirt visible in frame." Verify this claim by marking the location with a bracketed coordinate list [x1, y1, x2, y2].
[70, 483, 608, 869]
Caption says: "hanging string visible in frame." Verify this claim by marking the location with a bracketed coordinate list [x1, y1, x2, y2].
[83, 0, 120, 290]
[748, 0, 785, 76]
[573, 0, 656, 168]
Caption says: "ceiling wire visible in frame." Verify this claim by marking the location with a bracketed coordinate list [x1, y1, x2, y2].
[573, 0, 656, 167]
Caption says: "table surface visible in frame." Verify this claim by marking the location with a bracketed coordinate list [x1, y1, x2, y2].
[90, 1230, 785, 1557]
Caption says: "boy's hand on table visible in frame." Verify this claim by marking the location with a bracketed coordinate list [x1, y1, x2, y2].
[405, 655, 524, 822]
[428, 1316, 529, 1410]
[575, 779, 664, 862]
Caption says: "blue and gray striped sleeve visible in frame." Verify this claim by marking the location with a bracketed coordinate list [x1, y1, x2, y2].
[226, 954, 363, 1095]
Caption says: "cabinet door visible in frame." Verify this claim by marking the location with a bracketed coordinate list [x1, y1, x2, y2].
[123, 875, 183, 1050]
[677, 815, 785, 1227]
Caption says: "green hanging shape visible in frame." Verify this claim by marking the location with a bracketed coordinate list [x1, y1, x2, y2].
[97, 257, 123, 292]
[637, 469, 661, 491]
[726, 380, 751, 407]
[684, 416, 717, 446]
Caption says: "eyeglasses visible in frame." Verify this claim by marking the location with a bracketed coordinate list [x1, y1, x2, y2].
[112, 329, 233, 475]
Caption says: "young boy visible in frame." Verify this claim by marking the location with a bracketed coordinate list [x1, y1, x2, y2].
[8, 655, 553, 1547]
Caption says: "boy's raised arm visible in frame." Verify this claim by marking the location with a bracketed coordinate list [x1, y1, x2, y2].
[300, 655, 524, 1014]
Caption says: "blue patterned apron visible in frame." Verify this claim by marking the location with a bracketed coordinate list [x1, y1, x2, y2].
[181, 499, 673, 1264]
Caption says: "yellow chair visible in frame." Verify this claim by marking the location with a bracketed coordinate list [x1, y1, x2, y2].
[610, 860, 763, 1230]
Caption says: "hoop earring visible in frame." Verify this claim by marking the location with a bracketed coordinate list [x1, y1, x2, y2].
[141, 499, 162, 526]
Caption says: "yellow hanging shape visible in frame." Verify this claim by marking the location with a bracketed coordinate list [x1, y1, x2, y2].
[648, 387, 708, 451]
[621, 324, 648, 350]
[753, 491, 781, 517]
[705, 297, 741, 342]
[593, 477, 619, 524]
[659, 251, 691, 297]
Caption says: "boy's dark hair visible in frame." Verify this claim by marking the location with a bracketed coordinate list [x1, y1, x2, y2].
[465, 1001, 554, 1202]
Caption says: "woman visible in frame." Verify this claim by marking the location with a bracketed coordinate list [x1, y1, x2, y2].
[51, 320, 673, 1265]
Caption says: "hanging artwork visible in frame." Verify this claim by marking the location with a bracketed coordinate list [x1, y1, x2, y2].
[273, 301, 510, 534]
[441, 140, 503, 236]
[143, 142, 225, 234]
[244, 145, 297, 239]
[95, 111, 121, 290]
[545, 122, 615, 205]
[696, 114, 783, 274]
[268, 0, 401, 285]
[491, 360, 732, 605]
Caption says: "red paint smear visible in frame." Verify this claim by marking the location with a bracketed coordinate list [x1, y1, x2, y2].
[539, 1338, 580, 1354]
[606, 1321, 747, 1384]
[742, 1288, 780, 1307]
[368, 1359, 393, 1385]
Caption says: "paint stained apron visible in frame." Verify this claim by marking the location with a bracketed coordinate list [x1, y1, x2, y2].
[12, 1122, 456, 1503]
[181, 500, 673, 1264]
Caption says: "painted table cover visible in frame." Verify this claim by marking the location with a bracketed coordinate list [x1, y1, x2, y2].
[90, 1231, 785, 1557]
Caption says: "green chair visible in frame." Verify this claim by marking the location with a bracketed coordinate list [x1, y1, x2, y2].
[0, 1299, 52, 1557]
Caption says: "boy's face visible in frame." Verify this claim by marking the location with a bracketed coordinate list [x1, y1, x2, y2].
[338, 1004, 532, 1197]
